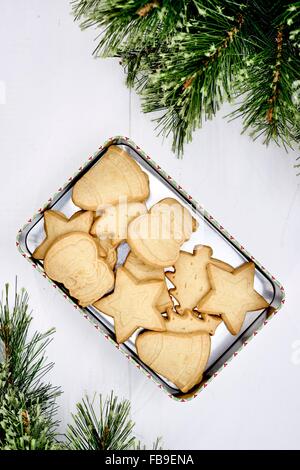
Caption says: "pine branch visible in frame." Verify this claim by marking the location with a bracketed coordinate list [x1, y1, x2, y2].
[280, 1, 300, 47]
[134, 437, 163, 450]
[66, 392, 161, 450]
[232, 23, 300, 147]
[66, 393, 135, 450]
[73, 0, 300, 157]
[0, 282, 61, 450]
[72, 0, 190, 55]
[141, 2, 246, 153]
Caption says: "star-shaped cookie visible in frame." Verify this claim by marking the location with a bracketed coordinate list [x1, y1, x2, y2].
[94, 267, 166, 343]
[197, 262, 269, 335]
[124, 251, 173, 313]
[33, 210, 93, 260]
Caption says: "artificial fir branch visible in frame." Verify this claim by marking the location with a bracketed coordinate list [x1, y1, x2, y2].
[266, 26, 284, 126]
[141, 3, 246, 153]
[280, 1, 300, 46]
[183, 13, 244, 90]
[72, 0, 191, 56]
[137, 1, 159, 17]
[73, 0, 300, 156]
[66, 393, 162, 450]
[232, 7, 300, 148]
[0, 283, 60, 450]
[72, 0, 195, 88]
[66, 393, 135, 450]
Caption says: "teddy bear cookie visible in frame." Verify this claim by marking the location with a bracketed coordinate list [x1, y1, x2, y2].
[72, 145, 150, 211]
[44, 232, 114, 307]
[127, 198, 198, 267]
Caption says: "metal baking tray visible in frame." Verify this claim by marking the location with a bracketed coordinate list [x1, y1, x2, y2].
[16, 136, 285, 401]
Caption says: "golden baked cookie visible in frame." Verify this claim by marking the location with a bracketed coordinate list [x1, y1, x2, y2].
[136, 309, 221, 393]
[197, 262, 269, 335]
[72, 146, 149, 210]
[94, 267, 166, 343]
[164, 308, 222, 334]
[33, 210, 93, 260]
[91, 202, 147, 247]
[166, 245, 233, 313]
[94, 237, 118, 270]
[44, 232, 114, 307]
[136, 330, 211, 393]
[124, 251, 172, 313]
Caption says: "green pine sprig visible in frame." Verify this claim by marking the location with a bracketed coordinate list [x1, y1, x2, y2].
[73, 0, 300, 157]
[66, 392, 162, 450]
[66, 393, 135, 450]
[231, 2, 300, 148]
[0, 282, 61, 450]
[141, 3, 247, 153]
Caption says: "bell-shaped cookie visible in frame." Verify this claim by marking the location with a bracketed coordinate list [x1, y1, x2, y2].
[136, 330, 210, 393]
[72, 146, 150, 211]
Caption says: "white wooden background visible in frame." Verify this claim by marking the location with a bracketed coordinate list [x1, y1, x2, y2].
[1, 0, 300, 450]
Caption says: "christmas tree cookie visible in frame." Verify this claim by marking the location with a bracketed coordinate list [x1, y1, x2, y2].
[166, 245, 233, 313]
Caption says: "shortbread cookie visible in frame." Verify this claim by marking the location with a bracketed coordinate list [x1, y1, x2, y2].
[91, 202, 147, 247]
[165, 308, 222, 335]
[124, 251, 172, 312]
[33, 210, 93, 260]
[72, 146, 150, 210]
[127, 198, 198, 267]
[44, 232, 114, 307]
[96, 237, 117, 270]
[92, 237, 107, 258]
[124, 251, 164, 280]
[166, 245, 233, 313]
[197, 262, 269, 335]
[94, 267, 166, 343]
[136, 330, 211, 393]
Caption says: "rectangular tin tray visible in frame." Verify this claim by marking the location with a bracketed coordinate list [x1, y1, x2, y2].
[16, 136, 285, 401]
